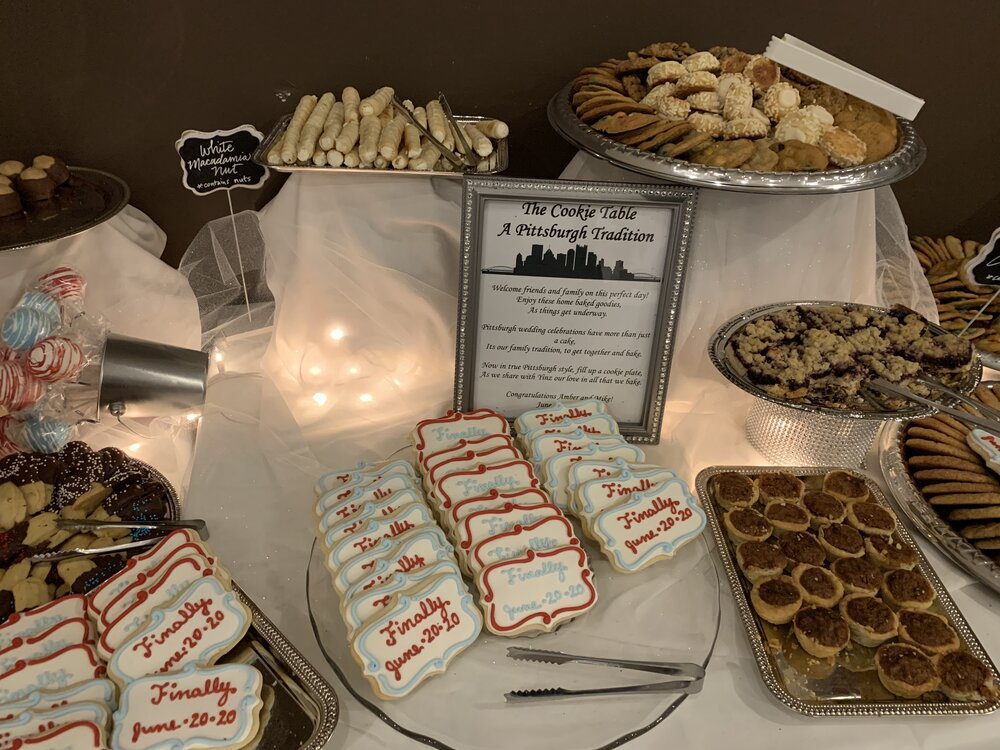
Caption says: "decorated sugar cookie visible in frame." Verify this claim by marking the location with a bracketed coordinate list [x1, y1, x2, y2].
[457, 502, 564, 552]
[542, 444, 646, 509]
[448, 488, 552, 528]
[352, 573, 482, 699]
[435, 460, 539, 510]
[468, 516, 580, 575]
[0, 617, 93, 675]
[413, 409, 509, 463]
[0, 678, 116, 721]
[341, 560, 464, 637]
[591, 478, 706, 573]
[111, 663, 264, 750]
[315, 458, 417, 496]
[478, 545, 597, 636]
[325, 504, 435, 568]
[565, 458, 661, 499]
[525, 430, 628, 463]
[426, 445, 521, 490]
[573, 467, 678, 532]
[0, 596, 87, 652]
[517, 413, 621, 447]
[333, 526, 453, 597]
[15, 720, 106, 749]
[0, 643, 105, 704]
[967, 429, 1000, 476]
[514, 399, 609, 434]
[0, 701, 109, 748]
[315, 474, 418, 517]
[318, 487, 424, 535]
[108, 575, 251, 685]
[422, 435, 516, 474]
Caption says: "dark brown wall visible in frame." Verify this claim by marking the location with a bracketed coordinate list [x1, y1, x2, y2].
[4, 1, 999, 266]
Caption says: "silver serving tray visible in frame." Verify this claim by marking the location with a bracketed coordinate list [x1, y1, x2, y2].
[227, 582, 339, 750]
[254, 114, 508, 177]
[708, 300, 983, 421]
[548, 83, 926, 194]
[696, 464, 1000, 717]
[0, 167, 130, 252]
[879, 411, 1000, 596]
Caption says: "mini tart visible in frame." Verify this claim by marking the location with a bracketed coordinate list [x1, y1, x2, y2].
[845, 501, 896, 537]
[792, 606, 850, 658]
[865, 535, 918, 570]
[822, 470, 870, 504]
[881, 568, 936, 610]
[763, 501, 810, 535]
[839, 594, 898, 647]
[779, 530, 825, 570]
[934, 651, 997, 702]
[750, 575, 802, 625]
[898, 609, 960, 655]
[756, 471, 805, 504]
[713, 472, 758, 510]
[723, 506, 771, 543]
[817, 522, 865, 562]
[803, 491, 847, 528]
[791, 563, 843, 607]
[736, 541, 787, 582]
[875, 643, 939, 698]
[830, 556, 882, 596]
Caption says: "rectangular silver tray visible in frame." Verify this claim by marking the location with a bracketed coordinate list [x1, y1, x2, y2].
[696, 464, 1000, 717]
[222, 583, 338, 749]
[254, 114, 508, 178]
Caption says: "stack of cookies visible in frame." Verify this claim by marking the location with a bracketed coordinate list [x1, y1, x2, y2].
[903, 382, 1000, 560]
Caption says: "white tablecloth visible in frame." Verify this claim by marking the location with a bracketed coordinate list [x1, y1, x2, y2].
[176, 160, 999, 749]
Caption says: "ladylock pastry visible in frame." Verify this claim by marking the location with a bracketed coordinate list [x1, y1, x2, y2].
[839, 593, 899, 647]
[865, 535, 918, 570]
[818, 522, 865, 562]
[779, 530, 826, 569]
[757, 471, 805, 504]
[736, 541, 787, 582]
[845, 501, 896, 537]
[791, 563, 843, 607]
[764, 502, 811, 535]
[876, 643, 939, 698]
[934, 651, 997, 702]
[897, 609, 960, 655]
[823, 470, 870, 504]
[713, 472, 758, 510]
[830, 556, 882, 596]
[724, 506, 771, 543]
[881, 568, 936, 610]
[803, 491, 847, 528]
[750, 575, 802, 625]
[792, 605, 850, 658]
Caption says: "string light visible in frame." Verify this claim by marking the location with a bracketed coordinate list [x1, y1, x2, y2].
[214, 351, 224, 363]
[185, 412, 200, 422]
[348, 367, 359, 375]
[359, 393, 373, 403]
[329, 327, 345, 341]
[128, 442, 141, 452]
[312, 392, 328, 406]
[308, 366, 322, 377]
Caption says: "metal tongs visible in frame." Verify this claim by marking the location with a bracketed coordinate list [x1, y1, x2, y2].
[865, 376, 1000, 437]
[391, 93, 477, 169]
[504, 646, 705, 702]
[27, 518, 208, 564]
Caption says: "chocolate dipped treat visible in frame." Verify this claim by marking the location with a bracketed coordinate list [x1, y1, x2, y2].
[31, 155, 69, 186]
[15, 168, 55, 202]
[0, 185, 22, 218]
[0, 161, 24, 179]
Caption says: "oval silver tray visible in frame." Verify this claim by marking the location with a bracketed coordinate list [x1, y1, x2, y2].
[708, 300, 983, 421]
[879, 417, 1000, 596]
[548, 82, 926, 194]
[253, 114, 507, 178]
[0, 167, 130, 252]
[697, 464, 1000, 717]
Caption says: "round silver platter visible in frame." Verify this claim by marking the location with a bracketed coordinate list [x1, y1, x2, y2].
[708, 300, 983, 421]
[879, 409, 1000, 596]
[0, 167, 130, 252]
[547, 83, 926, 194]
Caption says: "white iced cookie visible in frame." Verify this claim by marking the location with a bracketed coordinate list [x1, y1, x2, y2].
[723, 116, 769, 140]
[967, 429, 1000, 476]
[448, 488, 552, 528]
[0, 678, 115, 721]
[573, 467, 678, 533]
[427, 445, 520, 490]
[774, 109, 827, 145]
[318, 487, 423, 536]
[682, 51, 720, 73]
[646, 61, 686, 86]
[467, 515, 580, 575]
[640, 83, 676, 109]
[542, 443, 645, 509]
[0, 594, 87, 651]
[456, 501, 563, 553]
[434, 459, 539, 511]
[413, 409, 509, 465]
[514, 399, 609, 434]
[315, 473, 419, 517]
[315, 458, 417, 496]
[19, 721, 107, 749]
[334, 526, 453, 597]
[517, 414, 620, 448]
[0, 701, 109, 747]
[0, 617, 92, 674]
[0, 643, 105, 704]
[422, 435, 515, 475]
[800, 104, 834, 127]
[111, 663, 263, 750]
[761, 82, 800, 122]
[525, 429, 627, 463]
[325, 504, 435, 568]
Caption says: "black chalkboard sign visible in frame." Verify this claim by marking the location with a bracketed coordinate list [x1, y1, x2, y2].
[964, 227, 1000, 288]
[175, 125, 268, 196]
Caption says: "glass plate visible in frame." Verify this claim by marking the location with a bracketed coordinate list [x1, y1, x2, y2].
[306, 530, 720, 750]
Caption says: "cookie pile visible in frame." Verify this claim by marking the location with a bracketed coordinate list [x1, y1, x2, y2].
[0, 442, 173, 621]
[571, 41, 899, 172]
[909, 235, 1000, 357]
[903, 382, 1000, 560]
[710, 468, 996, 702]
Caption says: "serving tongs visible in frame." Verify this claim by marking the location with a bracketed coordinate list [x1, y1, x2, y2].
[390, 95, 476, 169]
[504, 646, 705, 702]
[27, 518, 209, 564]
[866, 377, 1000, 437]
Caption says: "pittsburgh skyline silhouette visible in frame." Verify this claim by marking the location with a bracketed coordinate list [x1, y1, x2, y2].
[482, 243, 660, 281]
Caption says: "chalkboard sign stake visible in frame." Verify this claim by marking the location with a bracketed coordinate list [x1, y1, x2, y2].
[225, 190, 253, 322]
[959, 287, 1000, 337]
[959, 226, 1000, 336]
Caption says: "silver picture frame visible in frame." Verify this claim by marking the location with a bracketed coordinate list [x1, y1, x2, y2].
[455, 176, 698, 443]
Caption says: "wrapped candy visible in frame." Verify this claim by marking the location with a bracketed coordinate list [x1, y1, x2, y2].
[26, 336, 84, 383]
[17, 415, 72, 453]
[1, 307, 54, 351]
[15, 291, 60, 327]
[35, 266, 86, 306]
[0, 417, 17, 458]
[0, 361, 42, 412]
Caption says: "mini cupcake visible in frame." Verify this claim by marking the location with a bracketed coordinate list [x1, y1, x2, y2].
[16, 168, 56, 202]
[31, 155, 70, 186]
[0, 185, 22, 218]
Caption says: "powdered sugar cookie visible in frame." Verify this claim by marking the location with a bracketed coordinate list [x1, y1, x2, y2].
[325, 504, 435, 568]
[591, 478, 706, 573]
[456, 501, 563, 553]
[448, 488, 552, 528]
[542, 443, 646, 508]
[0, 643, 105, 704]
[435, 460, 539, 510]
[315, 473, 419, 517]
[0, 701, 109, 747]
[0, 617, 93, 674]
[351, 573, 481, 699]
[0, 596, 87, 651]
[315, 458, 417, 496]
[478, 546, 597, 636]
[111, 663, 263, 750]
[573, 467, 678, 532]
[333, 526, 453, 598]
[468, 516, 580, 575]
[0, 678, 116, 721]
[514, 400, 608, 434]
[413, 410, 509, 464]
[17, 720, 106, 749]
[318, 487, 424, 535]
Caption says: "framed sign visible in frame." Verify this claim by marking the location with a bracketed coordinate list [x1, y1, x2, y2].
[455, 176, 698, 443]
